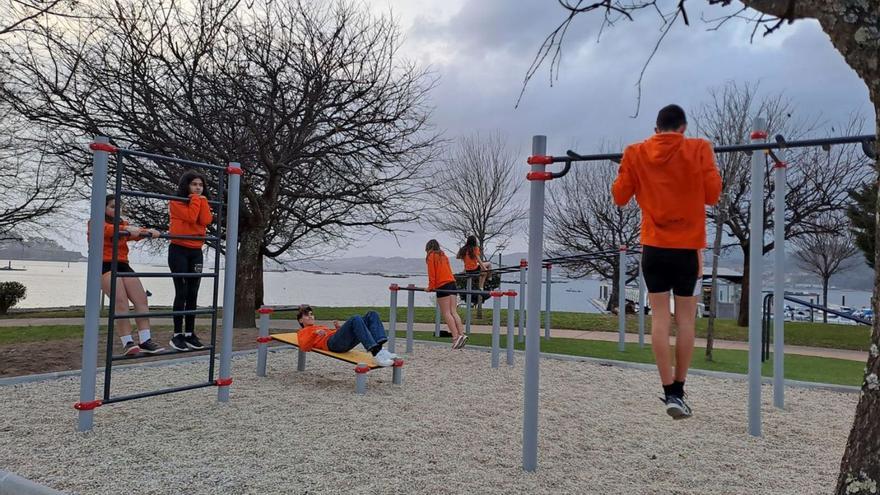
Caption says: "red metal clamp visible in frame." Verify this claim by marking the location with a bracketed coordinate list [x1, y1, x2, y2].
[526, 171, 553, 181]
[73, 400, 103, 411]
[257, 307, 274, 314]
[519, 259, 528, 268]
[490, 291, 504, 298]
[355, 364, 371, 374]
[389, 284, 399, 292]
[215, 377, 233, 387]
[619, 245, 627, 252]
[392, 359, 404, 368]
[750, 131, 768, 140]
[256, 336, 272, 344]
[527, 155, 554, 165]
[89, 142, 118, 153]
[226, 166, 243, 175]
[505, 291, 518, 297]
[773, 161, 788, 169]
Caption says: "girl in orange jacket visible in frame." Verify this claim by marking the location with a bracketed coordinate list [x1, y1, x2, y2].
[426, 239, 466, 349]
[90, 194, 163, 356]
[457, 235, 492, 292]
[167, 170, 213, 352]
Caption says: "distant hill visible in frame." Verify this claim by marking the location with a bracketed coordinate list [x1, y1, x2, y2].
[0, 238, 85, 262]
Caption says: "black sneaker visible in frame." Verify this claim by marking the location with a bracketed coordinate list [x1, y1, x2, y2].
[122, 341, 141, 356]
[138, 339, 165, 354]
[184, 333, 206, 350]
[664, 395, 693, 420]
[170, 333, 189, 351]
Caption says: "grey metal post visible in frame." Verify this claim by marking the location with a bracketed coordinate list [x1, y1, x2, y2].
[388, 285, 398, 354]
[256, 308, 271, 377]
[773, 156, 787, 409]
[544, 264, 552, 340]
[406, 284, 415, 354]
[217, 162, 241, 403]
[747, 119, 767, 436]
[491, 292, 501, 368]
[638, 259, 646, 349]
[434, 297, 441, 337]
[465, 276, 473, 335]
[392, 361, 403, 385]
[77, 136, 110, 432]
[297, 350, 307, 371]
[518, 259, 526, 343]
[523, 135, 547, 472]
[355, 364, 368, 394]
[618, 246, 626, 352]
[507, 291, 516, 365]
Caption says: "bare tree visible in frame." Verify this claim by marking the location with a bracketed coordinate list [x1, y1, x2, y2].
[692, 82, 872, 327]
[0, 0, 439, 327]
[0, 0, 72, 37]
[704, 193, 730, 362]
[793, 215, 859, 322]
[422, 132, 525, 258]
[528, 2, 880, 490]
[546, 160, 640, 311]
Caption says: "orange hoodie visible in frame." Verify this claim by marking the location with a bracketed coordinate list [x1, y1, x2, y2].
[459, 246, 481, 271]
[87, 220, 138, 263]
[612, 133, 722, 249]
[297, 324, 336, 352]
[426, 250, 456, 290]
[169, 195, 213, 249]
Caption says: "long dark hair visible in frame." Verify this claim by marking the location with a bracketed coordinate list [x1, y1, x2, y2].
[176, 170, 210, 199]
[457, 235, 478, 260]
[425, 239, 442, 261]
[104, 194, 118, 224]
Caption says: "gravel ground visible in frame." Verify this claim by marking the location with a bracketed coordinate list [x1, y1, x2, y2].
[0, 344, 856, 494]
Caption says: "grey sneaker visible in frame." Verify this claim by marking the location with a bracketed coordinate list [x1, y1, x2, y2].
[122, 341, 141, 356]
[664, 395, 693, 420]
[138, 339, 165, 354]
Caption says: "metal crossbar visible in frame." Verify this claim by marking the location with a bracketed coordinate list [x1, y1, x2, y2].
[102, 382, 217, 405]
[119, 189, 224, 207]
[118, 148, 226, 171]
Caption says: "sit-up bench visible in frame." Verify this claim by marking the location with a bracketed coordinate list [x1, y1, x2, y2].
[254, 308, 403, 394]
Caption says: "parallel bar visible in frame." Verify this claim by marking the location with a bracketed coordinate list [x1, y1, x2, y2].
[544, 264, 551, 340]
[118, 148, 226, 171]
[523, 135, 546, 472]
[748, 118, 767, 437]
[507, 293, 515, 365]
[518, 261, 526, 343]
[491, 295, 501, 368]
[638, 259, 646, 348]
[110, 308, 216, 320]
[115, 272, 217, 278]
[217, 162, 241, 403]
[465, 277, 473, 336]
[110, 346, 214, 362]
[406, 285, 415, 354]
[388, 289, 398, 354]
[78, 135, 110, 432]
[103, 381, 216, 405]
[119, 189, 224, 207]
[618, 247, 626, 352]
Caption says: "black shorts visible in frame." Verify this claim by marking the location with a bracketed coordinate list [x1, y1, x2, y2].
[102, 261, 134, 274]
[464, 268, 481, 279]
[435, 281, 458, 299]
[641, 245, 699, 296]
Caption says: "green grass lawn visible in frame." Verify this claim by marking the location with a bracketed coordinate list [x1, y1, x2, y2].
[0, 322, 864, 386]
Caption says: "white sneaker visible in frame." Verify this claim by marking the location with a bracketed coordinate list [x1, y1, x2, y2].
[374, 350, 394, 367]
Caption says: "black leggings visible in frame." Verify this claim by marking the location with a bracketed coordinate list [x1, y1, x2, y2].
[168, 244, 204, 334]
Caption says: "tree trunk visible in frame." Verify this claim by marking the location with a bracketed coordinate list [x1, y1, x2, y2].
[822, 276, 830, 324]
[706, 216, 724, 361]
[606, 265, 619, 313]
[736, 251, 750, 327]
[835, 108, 880, 495]
[232, 226, 263, 328]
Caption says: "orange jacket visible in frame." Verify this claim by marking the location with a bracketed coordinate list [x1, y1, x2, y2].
[169, 195, 213, 249]
[426, 250, 456, 290]
[297, 325, 336, 352]
[87, 220, 138, 263]
[459, 246, 481, 271]
[612, 133, 722, 249]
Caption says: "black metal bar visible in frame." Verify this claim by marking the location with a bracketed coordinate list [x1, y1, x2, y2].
[208, 171, 226, 382]
[103, 151, 125, 402]
[118, 148, 226, 172]
[102, 382, 217, 405]
[158, 233, 220, 242]
[115, 272, 217, 278]
[559, 134, 877, 164]
[111, 345, 215, 361]
[783, 295, 871, 325]
[119, 189, 224, 207]
[110, 308, 217, 320]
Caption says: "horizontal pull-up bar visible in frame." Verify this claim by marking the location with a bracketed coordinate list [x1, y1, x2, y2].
[110, 308, 217, 320]
[118, 149, 227, 172]
[119, 189, 225, 207]
[114, 272, 218, 279]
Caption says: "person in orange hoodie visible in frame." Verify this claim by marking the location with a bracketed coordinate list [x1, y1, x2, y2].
[426, 239, 466, 349]
[90, 194, 164, 356]
[295, 305, 397, 366]
[457, 235, 492, 293]
[612, 104, 722, 420]
[167, 170, 213, 352]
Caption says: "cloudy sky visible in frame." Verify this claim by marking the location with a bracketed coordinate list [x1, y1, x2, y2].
[327, 0, 874, 259]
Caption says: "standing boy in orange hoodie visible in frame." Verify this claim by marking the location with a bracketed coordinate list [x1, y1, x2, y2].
[612, 104, 722, 419]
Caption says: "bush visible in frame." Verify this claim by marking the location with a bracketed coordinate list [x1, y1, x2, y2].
[0, 281, 26, 314]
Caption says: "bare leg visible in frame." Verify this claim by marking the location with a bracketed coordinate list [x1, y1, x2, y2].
[439, 297, 460, 339]
[673, 295, 698, 381]
[102, 272, 132, 337]
[122, 277, 151, 331]
[648, 291, 673, 386]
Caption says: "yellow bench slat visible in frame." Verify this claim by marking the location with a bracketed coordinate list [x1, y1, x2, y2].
[270, 332, 380, 369]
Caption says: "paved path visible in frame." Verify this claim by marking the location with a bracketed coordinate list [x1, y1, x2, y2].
[0, 316, 867, 362]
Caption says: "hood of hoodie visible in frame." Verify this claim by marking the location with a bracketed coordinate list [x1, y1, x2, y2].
[643, 132, 685, 165]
